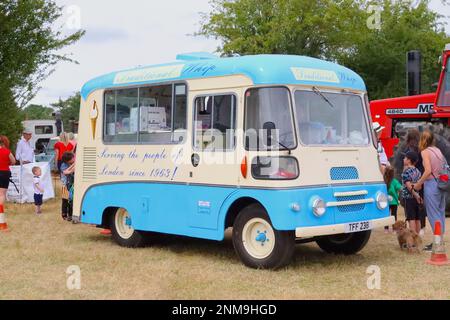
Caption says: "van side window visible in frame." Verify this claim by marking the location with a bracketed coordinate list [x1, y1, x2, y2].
[244, 87, 296, 151]
[104, 88, 138, 143]
[103, 83, 187, 144]
[194, 94, 236, 151]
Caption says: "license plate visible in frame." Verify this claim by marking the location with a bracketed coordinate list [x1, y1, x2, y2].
[345, 221, 372, 233]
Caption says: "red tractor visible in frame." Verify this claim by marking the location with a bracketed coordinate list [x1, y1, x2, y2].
[370, 44, 450, 208]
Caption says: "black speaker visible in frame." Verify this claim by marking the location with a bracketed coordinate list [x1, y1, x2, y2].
[407, 51, 422, 96]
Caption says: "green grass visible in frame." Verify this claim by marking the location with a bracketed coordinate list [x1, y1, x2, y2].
[0, 196, 449, 300]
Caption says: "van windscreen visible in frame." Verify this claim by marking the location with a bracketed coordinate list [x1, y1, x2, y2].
[295, 90, 370, 146]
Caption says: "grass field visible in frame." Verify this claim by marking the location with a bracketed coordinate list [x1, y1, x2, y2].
[0, 186, 449, 300]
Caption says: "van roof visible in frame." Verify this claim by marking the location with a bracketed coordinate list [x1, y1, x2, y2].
[81, 53, 366, 100]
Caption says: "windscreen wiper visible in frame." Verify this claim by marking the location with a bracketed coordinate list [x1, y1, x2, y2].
[312, 86, 336, 109]
[277, 142, 292, 155]
[271, 138, 292, 155]
[263, 121, 293, 154]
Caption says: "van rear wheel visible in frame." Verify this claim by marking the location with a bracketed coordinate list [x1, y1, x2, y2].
[232, 204, 295, 269]
[316, 231, 371, 255]
[110, 208, 149, 248]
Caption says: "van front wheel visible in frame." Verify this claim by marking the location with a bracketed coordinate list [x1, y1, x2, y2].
[232, 204, 295, 269]
[316, 231, 371, 255]
[110, 208, 149, 248]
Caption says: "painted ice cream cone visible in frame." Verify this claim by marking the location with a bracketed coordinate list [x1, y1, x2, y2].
[91, 119, 97, 139]
[90, 101, 99, 139]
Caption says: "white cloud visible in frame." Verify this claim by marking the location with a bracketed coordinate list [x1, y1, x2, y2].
[29, 0, 450, 106]
[30, 0, 220, 106]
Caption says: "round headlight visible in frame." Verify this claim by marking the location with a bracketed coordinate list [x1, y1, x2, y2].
[376, 192, 388, 210]
[312, 198, 327, 217]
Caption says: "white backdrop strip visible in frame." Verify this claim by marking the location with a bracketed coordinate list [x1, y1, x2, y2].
[7, 163, 55, 204]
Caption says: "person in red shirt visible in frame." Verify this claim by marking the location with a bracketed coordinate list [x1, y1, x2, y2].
[0, 135, 16, 207]
[54, 132, 74, 173]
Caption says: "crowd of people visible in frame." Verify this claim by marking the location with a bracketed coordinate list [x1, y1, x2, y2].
[0, 130, 77, 223]
[376, 124, 448, 252]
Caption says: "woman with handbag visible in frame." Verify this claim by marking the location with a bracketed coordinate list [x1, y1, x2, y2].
[414, 130, 448, 252]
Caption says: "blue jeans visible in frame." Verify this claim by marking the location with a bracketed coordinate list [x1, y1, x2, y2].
[424, 179, 447, 234]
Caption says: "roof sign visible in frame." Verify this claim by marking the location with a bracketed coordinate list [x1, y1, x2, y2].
[113, 64, 185, 85]
[291, 67, 340, 84]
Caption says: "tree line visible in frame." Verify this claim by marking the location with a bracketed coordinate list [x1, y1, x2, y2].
[0, 0, 83, 148]
[198, 0, 450, 99]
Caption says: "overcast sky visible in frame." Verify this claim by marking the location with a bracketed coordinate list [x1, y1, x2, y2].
[29, 0, 450, 106]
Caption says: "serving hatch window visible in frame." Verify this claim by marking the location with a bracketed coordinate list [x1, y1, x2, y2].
[294, 90, 370, 146]
[104, 84, 187, 144]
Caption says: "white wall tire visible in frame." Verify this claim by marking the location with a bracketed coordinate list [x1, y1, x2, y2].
[110, 208, 149, 248]
[242, 218, 276, 260]
[114, 208, 134, 240]
[232, 204, 295, 269]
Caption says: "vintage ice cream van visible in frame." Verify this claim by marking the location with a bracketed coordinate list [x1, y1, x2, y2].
[74, 53, 394, 269]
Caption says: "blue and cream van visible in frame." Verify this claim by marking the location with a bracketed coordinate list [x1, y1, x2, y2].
[74, 53, 394, 269]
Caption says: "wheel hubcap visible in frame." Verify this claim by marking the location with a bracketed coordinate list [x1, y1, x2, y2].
[242, 218, 275, 259]
[115, 208, 134, 240]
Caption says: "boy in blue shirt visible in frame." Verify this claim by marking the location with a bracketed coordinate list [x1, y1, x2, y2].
[401, 151, 423, 235]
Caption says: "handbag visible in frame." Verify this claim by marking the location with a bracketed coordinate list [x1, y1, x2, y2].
[61, 186, 69, 200]
[429, 148, 450, 192]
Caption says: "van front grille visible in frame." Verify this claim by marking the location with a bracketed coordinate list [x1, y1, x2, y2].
[330, 167, 359, 181]
[336, 195, 366, 213]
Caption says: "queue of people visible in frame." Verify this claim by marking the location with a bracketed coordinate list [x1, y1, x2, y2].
[0, 131, 77, 223]
[377, 125, 448, 252]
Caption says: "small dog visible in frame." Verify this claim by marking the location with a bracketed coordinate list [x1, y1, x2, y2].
[392, 221, 422, 253]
